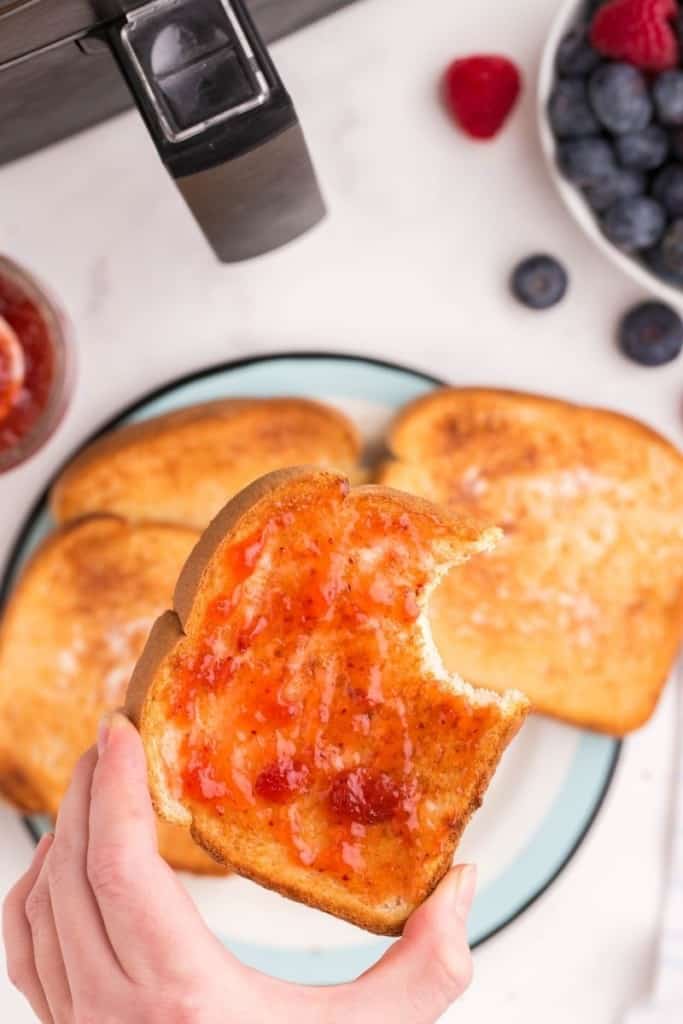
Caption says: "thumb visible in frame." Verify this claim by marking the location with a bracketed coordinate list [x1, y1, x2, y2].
[87, 711, 222, 984]
[346, 865, 476, 1024]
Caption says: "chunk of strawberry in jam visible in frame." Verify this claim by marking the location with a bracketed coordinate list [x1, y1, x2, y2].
[328, 768, 401, 825]
[255, 758, 310, 803]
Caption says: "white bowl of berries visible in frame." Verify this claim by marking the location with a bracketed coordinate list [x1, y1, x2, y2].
[539, 0, 683, 313]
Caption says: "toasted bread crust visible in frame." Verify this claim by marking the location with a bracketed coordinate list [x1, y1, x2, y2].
[50, 398, 363, 529]
[387, 387, 683, 461]
[127, 468, 528, 934]
[126, 610, 185, 732]
[380, 387, 683, 735]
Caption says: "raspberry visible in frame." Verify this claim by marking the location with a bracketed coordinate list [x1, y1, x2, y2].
[443, 55, 521, 140]
[590, 0, 680, 72]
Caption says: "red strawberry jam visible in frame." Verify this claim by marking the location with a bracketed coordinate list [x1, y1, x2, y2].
[328, 768, 401, 825]
[255, 758, 311, 803]
[0, 259, 70, 471]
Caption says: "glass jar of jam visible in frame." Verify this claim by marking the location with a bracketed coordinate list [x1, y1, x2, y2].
[0, 256, 74, 473]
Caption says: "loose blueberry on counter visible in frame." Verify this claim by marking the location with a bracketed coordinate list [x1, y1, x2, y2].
[601, 195, 666, 250]
[510, 255, 569, 310]
[549, 79, 600, 137]
[647, 219, 683, 284]
[584, 168, 645, 211]
[556, 27, 601, 76]
[615, 124, 669, 169]
[652, 163, 683, 216]
[653, 70, 683, 125]
[618, 301, 683, 365]
[588, 63, 653, 135]
[558, 136, 617, 185]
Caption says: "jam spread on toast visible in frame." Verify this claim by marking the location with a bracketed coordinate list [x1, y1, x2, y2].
[168, 478, 500, 901]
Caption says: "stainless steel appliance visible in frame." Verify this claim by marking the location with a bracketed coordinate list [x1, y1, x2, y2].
[0, 0, 357, 260]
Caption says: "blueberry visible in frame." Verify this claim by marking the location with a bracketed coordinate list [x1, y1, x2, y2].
[556, 28, 601, 76]
[670, 127, 683, 161]
[589, 63, 652, 135]
[584, 168, 645, 211]
[549, 79, 600, 137]
[558, 137, 617, 186]
[601, 196, 666, 250]
[618, 301, 683, 365]
[647, 219, 683, 284]
[510, 254, 569, 310]
[615, 125, 669, 169]
[654, 70, 683, 125]
[652, 163, 683, 216]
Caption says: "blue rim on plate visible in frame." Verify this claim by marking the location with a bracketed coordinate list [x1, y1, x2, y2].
[1, 352, 621, 983]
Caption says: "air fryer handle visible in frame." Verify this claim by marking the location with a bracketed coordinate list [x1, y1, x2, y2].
[110, 0, 325, 262]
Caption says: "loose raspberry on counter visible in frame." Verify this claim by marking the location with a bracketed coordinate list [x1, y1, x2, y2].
[443, 55, 521, 140]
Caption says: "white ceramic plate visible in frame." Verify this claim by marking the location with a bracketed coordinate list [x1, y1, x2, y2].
[2, 353, 620, 984]
[538, 0, 683, 307]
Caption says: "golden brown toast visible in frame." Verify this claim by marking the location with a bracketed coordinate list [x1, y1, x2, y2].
[50, 398, 363, 529]
[126, 467, 528, 934]
[378, 388, 683, 736]
[0, 516, 225, 874]
[157, 822, 226, 875]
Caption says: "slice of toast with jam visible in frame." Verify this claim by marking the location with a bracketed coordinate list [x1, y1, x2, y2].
[126, 467, 528, 934]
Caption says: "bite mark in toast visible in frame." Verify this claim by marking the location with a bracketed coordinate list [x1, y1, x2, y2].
[127, 468, 528, 935]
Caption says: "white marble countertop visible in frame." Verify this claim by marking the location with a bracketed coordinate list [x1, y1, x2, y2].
[1, 0, 682, 1019]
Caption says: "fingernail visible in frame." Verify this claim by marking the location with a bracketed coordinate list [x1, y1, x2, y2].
[98, 710, 132, 756]
[453, 864, 477, 919]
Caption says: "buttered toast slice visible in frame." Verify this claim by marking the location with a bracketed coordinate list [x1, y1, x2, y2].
[0, 516, 226, 874]
[379, 388, 683, 735]
[50, 398, 362, 530]
[127, 468, 528, 935]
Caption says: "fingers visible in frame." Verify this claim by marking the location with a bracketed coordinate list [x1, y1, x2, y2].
[338, 865, 476, 1024]
[87, 712, 216, 984]
[27, 848, 73, 1023]
[49, 746, 127, 1007]
[2, 834, 55, 1024]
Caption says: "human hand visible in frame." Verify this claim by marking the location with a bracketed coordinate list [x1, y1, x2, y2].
[3, 712, 476, 1024]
